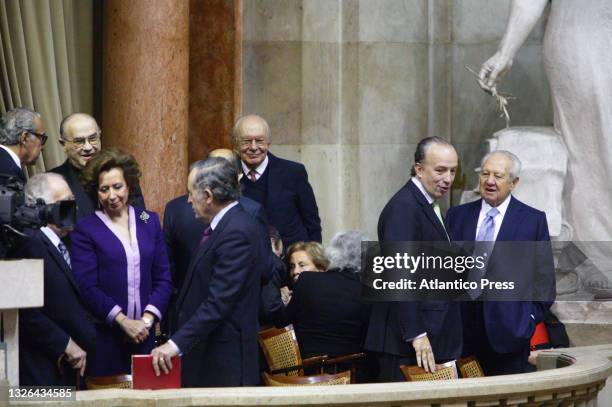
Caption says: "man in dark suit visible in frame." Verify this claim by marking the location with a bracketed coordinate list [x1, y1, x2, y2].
[365, 136, 462, 382]
[163, 149, 283, 329]
[48, 113, 145, 219]
[233, 114, 321, 247]
[0, 108, 47, 182]
[151, 157, 262, 387]
[10, 173, 95, 386]
[446, 150, 555, 375]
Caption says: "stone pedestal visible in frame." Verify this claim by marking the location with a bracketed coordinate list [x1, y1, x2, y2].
[102, 0, 190, 215]
[0, 260, 44, 386]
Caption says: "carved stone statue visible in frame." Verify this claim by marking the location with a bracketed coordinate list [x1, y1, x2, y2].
[479, 0, 612, 299]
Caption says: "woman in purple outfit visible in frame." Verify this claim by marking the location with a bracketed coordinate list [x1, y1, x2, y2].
[70, 148, 172, 378]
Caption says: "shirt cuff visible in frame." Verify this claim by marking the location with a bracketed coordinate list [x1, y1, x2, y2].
[144, 304, 162, 321]
[406, 332, 427, 342]
[106, 305, 122, 326]
[167, 339, 182, 356]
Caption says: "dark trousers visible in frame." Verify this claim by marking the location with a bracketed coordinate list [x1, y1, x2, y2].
[462, 302, 530, 376]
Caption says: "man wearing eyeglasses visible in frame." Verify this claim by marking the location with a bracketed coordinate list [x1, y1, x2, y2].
[232, 114, 321, 249]
[49, 113, 145, 219]
[0, 107, 47, 183]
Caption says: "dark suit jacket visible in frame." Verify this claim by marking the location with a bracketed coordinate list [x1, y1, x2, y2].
[286, 269, 370, 358]
[365, 180, 462, 361]
[164, 194, 284, 332]
[0, 146, 25, 183]
[172, 204, 263, 387]
[446, 196, 556, 354]
[241, 153, 321, 247]
[49, 159, 145, 220]
[9, 229, 96, 386]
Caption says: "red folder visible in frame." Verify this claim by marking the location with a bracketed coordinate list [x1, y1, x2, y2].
[131, 355, 181, 389]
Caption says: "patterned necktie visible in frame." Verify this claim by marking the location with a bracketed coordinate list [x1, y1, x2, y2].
[476, 207, 500, 241]
[199, 226, 213, 247]
[248, 170, 257, 182]
[469, 207, 500, 299]
[58, 242, 71, 269]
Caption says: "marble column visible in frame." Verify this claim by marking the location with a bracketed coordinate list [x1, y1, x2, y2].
[189, 0, 242, 164]
[102, 0, 189, 215]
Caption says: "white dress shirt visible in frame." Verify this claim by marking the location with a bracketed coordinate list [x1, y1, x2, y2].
[241, 155, 269, 181]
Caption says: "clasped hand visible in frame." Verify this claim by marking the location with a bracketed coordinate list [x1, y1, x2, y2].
[119, 318, 149, 344]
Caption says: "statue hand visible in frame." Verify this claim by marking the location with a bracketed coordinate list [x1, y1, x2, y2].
[479, 51, 513, 92]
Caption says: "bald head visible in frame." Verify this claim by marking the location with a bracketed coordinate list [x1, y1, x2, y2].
[232, 114, 271, 170]
[208, 148, 236, 162]
[59, 113, 101, 169]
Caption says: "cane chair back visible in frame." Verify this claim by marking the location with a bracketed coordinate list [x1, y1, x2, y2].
[85, 374, 132, 389]
[262, 370, 351, 386]
[258, 324, 304, 376]
[400, 360, 458, 381]
[457, 356, 485, 378]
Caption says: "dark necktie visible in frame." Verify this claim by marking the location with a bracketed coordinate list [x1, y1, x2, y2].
[199, 226, 213, 247]
[58, 242, 71, 269]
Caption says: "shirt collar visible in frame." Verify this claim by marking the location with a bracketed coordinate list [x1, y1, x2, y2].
[480, 193, 512, 217]
[411, 177, 435, 205]
[40, 226, 62, 250]
[0, 144, 21, 169]
[210, 201, 239, 230]
[241, 155, 269, 178]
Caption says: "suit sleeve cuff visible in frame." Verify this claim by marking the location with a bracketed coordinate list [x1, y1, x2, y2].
[406, 332, 427, 342]
[106, 305, 122, 326]
[167, 339, 182, 356]
[144, 304, 162, 321]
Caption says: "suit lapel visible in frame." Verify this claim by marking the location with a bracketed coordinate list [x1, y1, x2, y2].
[176, 205, 240, 308]
[496, 196, 524, 241]
[265, 153, 282, 209]
[65, 162, 95, 216]
[407, 181, 448, 241]
[39, 231, 80, 292]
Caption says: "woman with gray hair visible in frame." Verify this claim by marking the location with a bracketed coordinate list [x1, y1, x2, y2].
[286, 230, 372, 381]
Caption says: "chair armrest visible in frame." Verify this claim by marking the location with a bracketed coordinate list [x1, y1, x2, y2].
[302, 355, 330, 366]
[323, 352, 366, 365]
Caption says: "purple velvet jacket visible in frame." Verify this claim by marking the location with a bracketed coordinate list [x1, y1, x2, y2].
[70, 206, 173, 376]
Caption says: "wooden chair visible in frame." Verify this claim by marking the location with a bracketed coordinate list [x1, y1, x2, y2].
[258, 325, 366, 382]
[262, 370, 351, 386]
[85, 374, 132, 389]
[400, 360, 458, 381]
[457, 356, 485, 378]
[258, 325, 329, 376]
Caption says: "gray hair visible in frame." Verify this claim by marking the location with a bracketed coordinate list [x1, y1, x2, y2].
[326, 230, 369, 273]
[190, 157, 241, 203]
[411, 136, 455, 176]
[25, 173, 68, 205]
[231, 114, 271, 147]
[0, 108, 41, 145]
[481, 150, 522, 180]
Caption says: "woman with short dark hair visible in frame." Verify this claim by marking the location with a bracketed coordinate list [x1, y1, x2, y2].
[71, 148, 172, 379]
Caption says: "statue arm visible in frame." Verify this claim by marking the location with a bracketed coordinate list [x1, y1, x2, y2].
[479, 0, 549, 90]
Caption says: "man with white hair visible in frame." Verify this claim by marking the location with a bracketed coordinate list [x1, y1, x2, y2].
[10, 173, 95, 385]
[0, 108, 46, 182]
[446, 150, 555, 375]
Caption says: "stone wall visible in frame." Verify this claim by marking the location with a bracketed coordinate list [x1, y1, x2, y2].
[242, 0, 553, 242]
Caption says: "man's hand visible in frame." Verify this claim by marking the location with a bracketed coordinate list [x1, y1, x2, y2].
[412, 335, 436, 373]
[151, 342, 178, 376]
[64, 338, 87, 377]
[120, 318, 149, 344]
[280, 286, 292, 306]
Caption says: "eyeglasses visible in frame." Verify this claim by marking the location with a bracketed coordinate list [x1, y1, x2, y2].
[26, 130, 48, 146]
[62, 133, 101, 148]
[239, 137, 268, 148]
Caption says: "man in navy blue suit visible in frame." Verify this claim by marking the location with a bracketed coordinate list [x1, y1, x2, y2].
[151, 157, 262, 387]
[0, 108, 46, 183]
[233, 114, 321, 247]
[446, 151, 555, 375]
[365, 137, 462, 381]
[10, 173, 95, 386]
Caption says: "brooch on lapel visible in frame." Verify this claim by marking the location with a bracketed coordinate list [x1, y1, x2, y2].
[139, 211, 150, 224]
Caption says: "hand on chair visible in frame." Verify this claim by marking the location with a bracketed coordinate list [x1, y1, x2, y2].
[412, 335, 436, 373]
